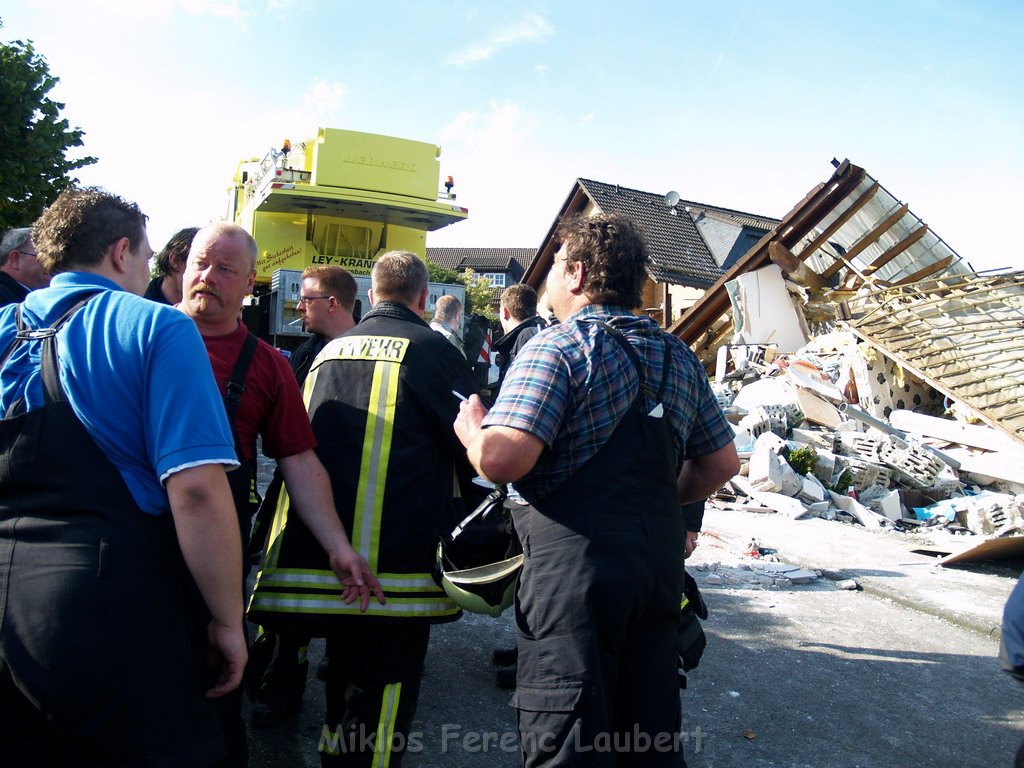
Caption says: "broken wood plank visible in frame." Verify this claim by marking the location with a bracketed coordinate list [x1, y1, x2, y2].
[802, 182, 881, 275]
[769, 242, 826, 291]
[793, 387, 843, 428]
[841, 203, 911, 264]
[936, 536, 1024, 566]
[863, 224, 930, 276]
[889, 255, 955, 286]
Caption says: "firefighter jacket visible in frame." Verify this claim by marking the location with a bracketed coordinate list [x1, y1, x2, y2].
[248, 301, 482, 634]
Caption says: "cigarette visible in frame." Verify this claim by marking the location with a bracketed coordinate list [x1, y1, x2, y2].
[452, 390, 469, 402]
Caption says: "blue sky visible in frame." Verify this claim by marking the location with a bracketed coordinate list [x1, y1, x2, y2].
[3, 0, 1022, 271]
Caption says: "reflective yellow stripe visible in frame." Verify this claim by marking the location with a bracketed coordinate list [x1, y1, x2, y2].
[249, 592, 458, 618]
[258, 569, 440, 592]
[374, 683, 402, 768]
[261, 484, 293, 571]
[303, 357, 320, 405]
[680, 595, 690, 610]
[353, 360, 399, 572]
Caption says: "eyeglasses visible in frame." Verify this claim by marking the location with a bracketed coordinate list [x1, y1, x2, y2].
[297, 295, 332, 305]
[18, 250, 38, 258]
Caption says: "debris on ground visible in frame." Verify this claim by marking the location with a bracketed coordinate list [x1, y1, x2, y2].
[670, 161, 1024, 565]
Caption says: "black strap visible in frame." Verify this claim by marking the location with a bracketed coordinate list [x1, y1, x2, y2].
[451, 485, 509, 540]
[2, 292, 102, 417]
[223, 332, 259, 426]
[582, 319, 673, 405]
[222, 331, 260, 512]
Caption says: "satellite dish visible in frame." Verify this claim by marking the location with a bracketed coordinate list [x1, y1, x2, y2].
[664, 191, 681, 208]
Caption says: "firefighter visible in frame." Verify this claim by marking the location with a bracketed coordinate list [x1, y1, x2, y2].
[455, 213, 739, 767]
[249, 250, 481, 767]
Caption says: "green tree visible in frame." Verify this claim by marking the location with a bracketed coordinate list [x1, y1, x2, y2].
[462, 267, 497, 322]
[0, 26, 96, 231]
[424, 257, 462, 285]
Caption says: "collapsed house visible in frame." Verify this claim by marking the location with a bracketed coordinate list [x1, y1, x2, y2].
[669, 160, 1024, 563]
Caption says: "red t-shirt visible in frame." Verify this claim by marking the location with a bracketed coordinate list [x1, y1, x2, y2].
[201, 321, 316, 461]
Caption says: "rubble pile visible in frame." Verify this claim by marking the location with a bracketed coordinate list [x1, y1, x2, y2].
[709, 330, 1024, 539]
[693, 560, 821, 591]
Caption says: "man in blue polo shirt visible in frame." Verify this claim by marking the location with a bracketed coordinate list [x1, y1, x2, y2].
[0, 187, 245, 767]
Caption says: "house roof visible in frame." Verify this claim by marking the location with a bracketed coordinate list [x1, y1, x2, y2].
[426, 247, 536, 282]
[523, 178, 779, 292]
[576, 179, 779, 289]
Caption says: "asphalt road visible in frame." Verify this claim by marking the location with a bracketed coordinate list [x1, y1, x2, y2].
[249, 451, 1023, 767]
[243, 573, 1022, 768]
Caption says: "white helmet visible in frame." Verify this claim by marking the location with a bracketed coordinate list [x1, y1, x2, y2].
[435, 487, 523, 617]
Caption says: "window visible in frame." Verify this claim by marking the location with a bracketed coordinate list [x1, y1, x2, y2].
[478, 272, 506, 288]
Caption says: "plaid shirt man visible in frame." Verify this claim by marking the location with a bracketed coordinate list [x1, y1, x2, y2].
[483, 303, 733, 500]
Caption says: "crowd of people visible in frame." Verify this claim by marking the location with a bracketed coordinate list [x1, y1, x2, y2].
[0, 186, 739, 768]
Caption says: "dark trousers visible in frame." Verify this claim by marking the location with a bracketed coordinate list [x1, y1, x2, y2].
[320, 623, 430, 767]
[513, 507, 686, 768]
[0, 519, 224, 767]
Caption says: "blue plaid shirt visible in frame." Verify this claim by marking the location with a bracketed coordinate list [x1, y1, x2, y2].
[483, 304, 733, 500]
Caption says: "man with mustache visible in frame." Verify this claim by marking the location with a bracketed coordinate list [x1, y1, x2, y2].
[179, 222, 383, 767]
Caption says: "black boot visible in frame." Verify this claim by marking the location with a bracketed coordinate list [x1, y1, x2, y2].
[491, 646, 518, 667]
[495, 665, 517, 689]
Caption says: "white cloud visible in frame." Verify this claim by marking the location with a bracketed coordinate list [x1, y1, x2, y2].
[447, 12, 554, 67]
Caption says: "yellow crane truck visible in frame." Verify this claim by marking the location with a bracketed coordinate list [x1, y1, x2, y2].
[229, 127, 468, 348]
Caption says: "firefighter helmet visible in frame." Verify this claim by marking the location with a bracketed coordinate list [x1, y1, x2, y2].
[435, 486, 523, 617]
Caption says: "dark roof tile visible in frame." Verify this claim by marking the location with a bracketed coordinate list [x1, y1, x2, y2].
[577, 179, 778, 289]
[426, 247, 536, 281]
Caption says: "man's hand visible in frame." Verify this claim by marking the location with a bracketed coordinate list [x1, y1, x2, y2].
[454, 394, 489, 448]
[456, 397, 545, 484]
[205, 620, 247, 698]
[328, 543, 385, 613]
[684, 530, 699, 559]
